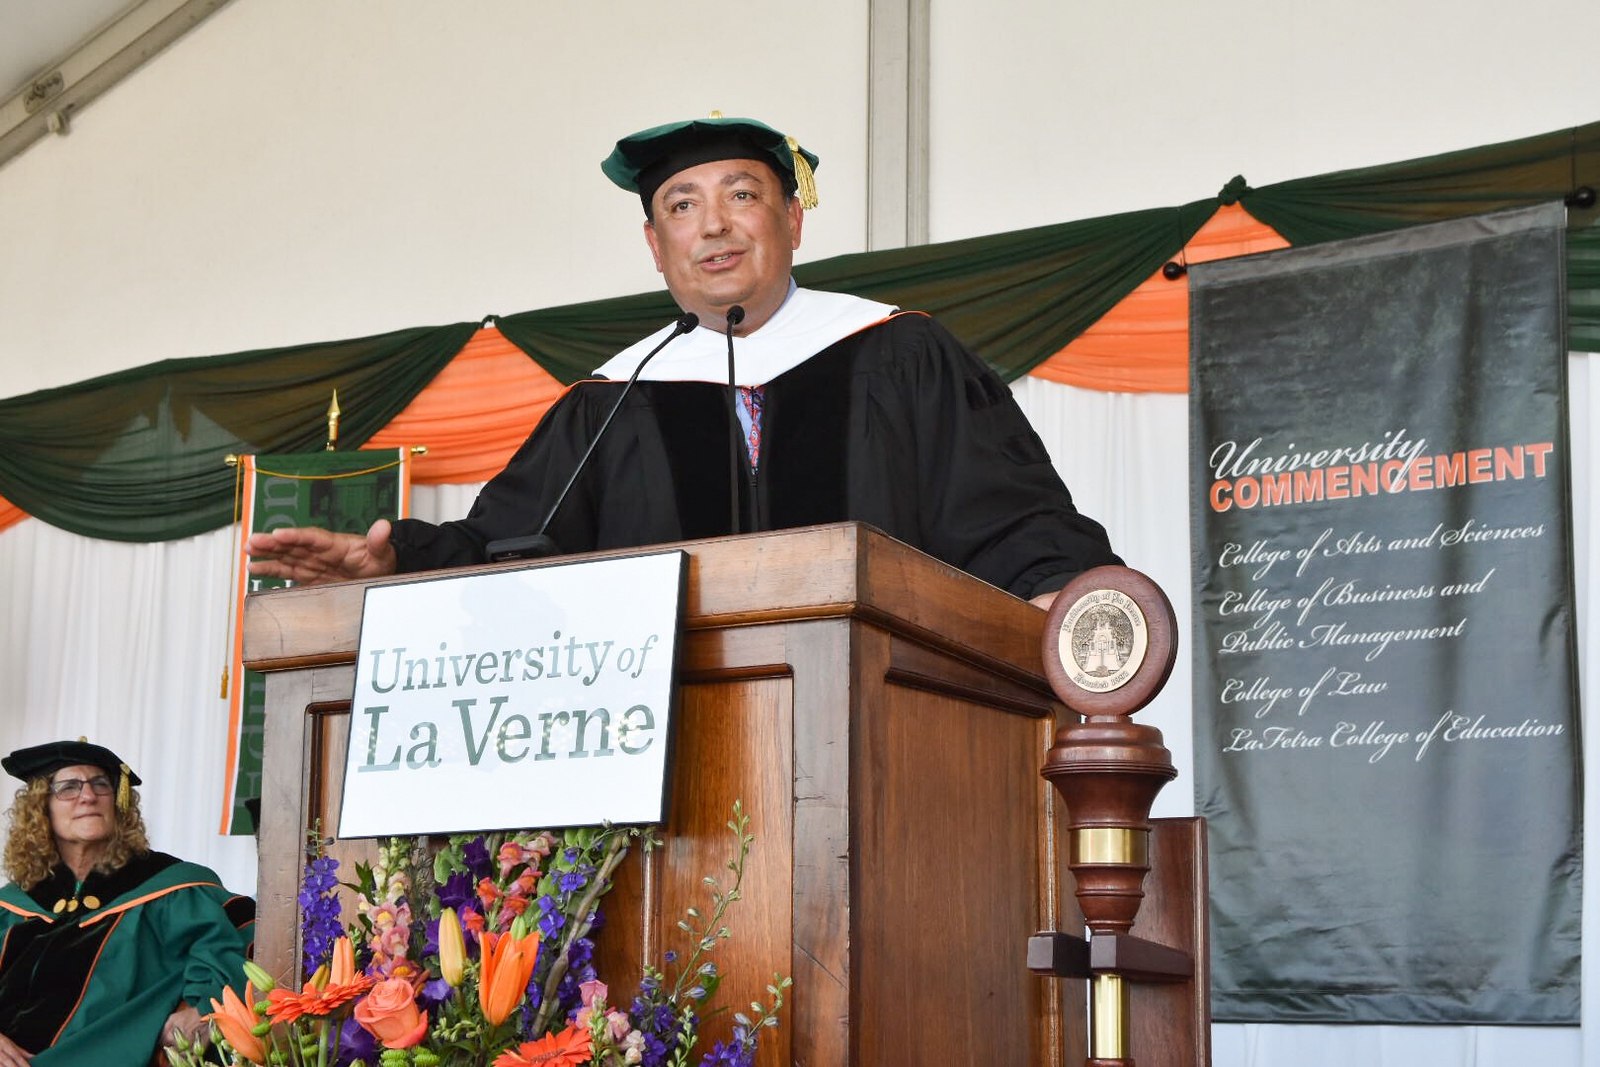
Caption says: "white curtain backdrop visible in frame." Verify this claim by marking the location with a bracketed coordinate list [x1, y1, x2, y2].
[0, 363, 1591, 1066]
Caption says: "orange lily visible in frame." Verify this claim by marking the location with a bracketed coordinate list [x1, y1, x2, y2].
[207, 982, 267, 1065]
[439, 907, 467, 987]
[479, 926, 541, 1026]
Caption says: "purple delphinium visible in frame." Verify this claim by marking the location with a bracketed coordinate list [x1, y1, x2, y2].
[535, 895, 566, 939]
[553, 935, 598, 1020]
[628, 977, 686, 1067]
[515, 972, 546, 1038]
[698, 1034, 756, 1067]
[633, 1030, 672, 1067]
[297, 855, 342, 981]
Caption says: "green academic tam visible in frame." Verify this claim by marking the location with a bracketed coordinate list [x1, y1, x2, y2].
[602, 114, 820, 211]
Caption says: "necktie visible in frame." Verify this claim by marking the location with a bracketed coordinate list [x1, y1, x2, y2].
[737, 385, 765, 469]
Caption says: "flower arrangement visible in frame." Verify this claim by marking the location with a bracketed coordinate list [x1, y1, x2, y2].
[168, 804, 788, 1067]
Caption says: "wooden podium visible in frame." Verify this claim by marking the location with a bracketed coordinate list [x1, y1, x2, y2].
[243, 522, 1086, 1065]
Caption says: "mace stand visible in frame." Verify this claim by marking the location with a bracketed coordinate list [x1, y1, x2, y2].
[1029, 567, 1212, 1067]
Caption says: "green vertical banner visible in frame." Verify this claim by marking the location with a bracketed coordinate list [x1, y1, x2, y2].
[221, 448, 413, 835]
[1189, 204, 1580, 1022]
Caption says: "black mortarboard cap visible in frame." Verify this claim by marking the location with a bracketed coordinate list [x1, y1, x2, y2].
[3, 739, 141, 809]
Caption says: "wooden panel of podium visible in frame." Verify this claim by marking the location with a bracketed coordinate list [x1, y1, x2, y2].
[244, 522, 1088, 1065]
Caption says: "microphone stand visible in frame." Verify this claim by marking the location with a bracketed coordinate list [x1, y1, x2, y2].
[723, 305, 746, 536]
[484, 312, 700, 561]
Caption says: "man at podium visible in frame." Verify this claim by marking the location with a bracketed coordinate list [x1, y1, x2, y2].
[249, 115, 1119, 604]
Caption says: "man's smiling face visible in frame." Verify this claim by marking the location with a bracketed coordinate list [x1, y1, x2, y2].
[643, 157, 803, 335]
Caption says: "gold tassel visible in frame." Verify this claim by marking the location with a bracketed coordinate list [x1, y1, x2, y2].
[220, 665, 230, 700]
[117, 763, 131, 812]
[786, 136, 818, 209]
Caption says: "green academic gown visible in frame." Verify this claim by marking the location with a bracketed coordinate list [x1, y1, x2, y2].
[0, 851, 255, 1066]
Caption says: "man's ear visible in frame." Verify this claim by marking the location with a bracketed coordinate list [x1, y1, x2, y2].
[788, 197, 804, 251]
[643, 220, 664, 273]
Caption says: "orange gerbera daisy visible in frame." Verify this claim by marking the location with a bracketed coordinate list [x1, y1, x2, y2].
[266, 937, 376, 1024]
[492, 1024, 594, 1066]
[266, 974, 376, 1024]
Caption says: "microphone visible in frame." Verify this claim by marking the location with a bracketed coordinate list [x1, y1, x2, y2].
[484, 312, 699, 562]
[723, 306, 746, 536]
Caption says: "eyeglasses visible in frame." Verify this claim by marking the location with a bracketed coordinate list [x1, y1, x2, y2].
[48, 775, 114, 800]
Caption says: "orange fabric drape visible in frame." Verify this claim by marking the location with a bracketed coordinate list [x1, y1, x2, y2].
[0, 497, 22, 535]
[365, 325, 566, 483]
[1029, 204, 1290, 393]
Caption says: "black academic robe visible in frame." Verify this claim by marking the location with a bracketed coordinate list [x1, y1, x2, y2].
[390, 314, 1119, 598]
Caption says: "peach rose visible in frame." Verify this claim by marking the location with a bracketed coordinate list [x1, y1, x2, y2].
[353, 977, 429, 1049]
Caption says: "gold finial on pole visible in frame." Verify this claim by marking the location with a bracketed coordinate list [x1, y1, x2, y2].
[325, 389, 342, 451]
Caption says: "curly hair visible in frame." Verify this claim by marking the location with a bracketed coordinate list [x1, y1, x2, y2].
[3, 777, 151, 889]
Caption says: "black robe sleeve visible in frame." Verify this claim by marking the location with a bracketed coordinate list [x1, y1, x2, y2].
[893, 315, 1120, 596]
[388, 386, 607, 570]
[778, 313, 1119, 599]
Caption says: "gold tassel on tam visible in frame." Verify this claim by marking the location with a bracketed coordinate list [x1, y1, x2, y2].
[786, 136, 819, 209]
[117, 763, 131, 811]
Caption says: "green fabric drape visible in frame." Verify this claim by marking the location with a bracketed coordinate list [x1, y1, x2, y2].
[1240, 121, 1600, 350]
[0, 322, 477, 541]
[2, 120, 1597, 542]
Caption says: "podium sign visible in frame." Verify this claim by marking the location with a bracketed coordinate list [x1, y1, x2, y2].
[338, 550, 687, 837]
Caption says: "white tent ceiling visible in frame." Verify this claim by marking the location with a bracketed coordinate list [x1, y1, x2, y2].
[0, 0, 227, 169]
[0, 0, 134, 99]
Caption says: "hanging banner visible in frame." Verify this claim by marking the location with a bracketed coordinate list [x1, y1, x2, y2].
[1189, 203, 1580, 1023]
[221, 449, 412, 835]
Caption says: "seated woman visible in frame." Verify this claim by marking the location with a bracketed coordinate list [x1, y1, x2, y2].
[0, 740, 255, 1066]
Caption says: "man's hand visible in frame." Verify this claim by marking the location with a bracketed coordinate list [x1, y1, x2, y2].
[246, 518, 398, 586]
[1029, 589, 1059, 610]
[0, 1031, 31, 1066]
